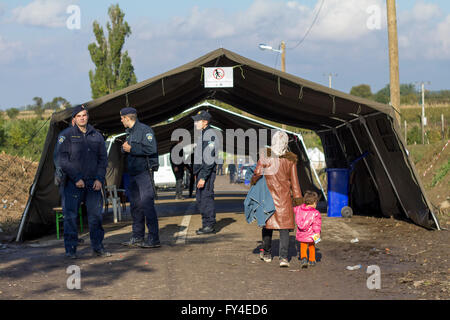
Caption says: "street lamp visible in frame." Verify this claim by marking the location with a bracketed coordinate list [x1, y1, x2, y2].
[259, 41, 287, 129]
[259, 41, 286, 72]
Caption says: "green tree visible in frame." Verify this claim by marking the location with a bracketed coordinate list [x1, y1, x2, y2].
[374, 85, 390, 104]
[5, 119, 49, 159]
[44, 97, 71, 110]
[350, 84, 373, 99]
[6, 108, 20, 119]
[88, 4, 137, 99]
[32, 97, 44, 119]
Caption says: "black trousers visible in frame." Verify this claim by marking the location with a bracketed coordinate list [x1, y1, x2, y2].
[196, 172, 216, 228]
[175, 178, 183, 197]
[262, 228, 290, 259]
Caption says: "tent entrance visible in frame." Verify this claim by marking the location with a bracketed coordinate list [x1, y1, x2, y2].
[16, 48, 440, 241]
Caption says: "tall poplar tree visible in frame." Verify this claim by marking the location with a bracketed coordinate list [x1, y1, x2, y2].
[88, 4, 137, 99]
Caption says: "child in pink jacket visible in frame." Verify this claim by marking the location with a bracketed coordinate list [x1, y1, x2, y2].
[294, 191, 322, 268]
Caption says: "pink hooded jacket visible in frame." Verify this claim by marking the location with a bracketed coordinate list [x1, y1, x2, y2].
[294, 204, 322, 243]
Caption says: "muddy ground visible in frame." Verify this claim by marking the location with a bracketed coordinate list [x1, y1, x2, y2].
[0, 174, 448, 300]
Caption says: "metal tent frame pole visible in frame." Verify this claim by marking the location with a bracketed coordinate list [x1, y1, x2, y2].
[294, 134, 327, 202]
[388, 118, 441, 230]
[359, 116, 409, 218]
[197, 101, 326, 199]
[345, 122, 380, 194]
[15, 181, 37, 242]
[332, 128, 349, 165]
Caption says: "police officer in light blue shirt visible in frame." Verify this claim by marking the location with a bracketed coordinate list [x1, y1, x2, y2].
[192, 110, 217, 235]
[58, 105, 110, 259]
[119, 107, 161, 248]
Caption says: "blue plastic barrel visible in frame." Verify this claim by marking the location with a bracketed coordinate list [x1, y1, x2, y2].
[326, 168, 349, 217]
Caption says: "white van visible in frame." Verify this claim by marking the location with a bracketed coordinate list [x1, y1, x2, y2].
[154, 153, 176, 188]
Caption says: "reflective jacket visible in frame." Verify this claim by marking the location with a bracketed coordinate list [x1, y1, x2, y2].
[58, 124, 108, 184]
[125, 120, 158, 176]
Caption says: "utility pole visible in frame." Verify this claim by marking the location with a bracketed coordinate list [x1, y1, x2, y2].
[280, 41, 286, 73]
[324, 73, 338, 88]
[422, 82, 425, 144]
[416, 81, 430, 144]
[386, 0, 401, 126]
[417, 81, 431, 144]
[280, 41, 287, 129]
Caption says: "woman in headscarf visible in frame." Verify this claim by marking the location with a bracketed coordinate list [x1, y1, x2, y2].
[251, 131, 303, 267]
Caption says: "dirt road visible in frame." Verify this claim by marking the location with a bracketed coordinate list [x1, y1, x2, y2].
[0, 175, 448, 300]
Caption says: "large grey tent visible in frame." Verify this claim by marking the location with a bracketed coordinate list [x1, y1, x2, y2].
[16, 48, 440, 241]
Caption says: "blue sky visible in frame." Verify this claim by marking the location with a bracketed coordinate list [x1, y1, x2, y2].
[0, 0, 449, 109]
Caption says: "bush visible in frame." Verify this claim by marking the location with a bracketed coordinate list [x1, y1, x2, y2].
[407, 125, 421, 145]
[426, 129, 442, 144]
[0, 118, 49, 160]
[6, 108, 20, 119]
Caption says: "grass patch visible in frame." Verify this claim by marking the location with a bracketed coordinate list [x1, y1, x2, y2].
[431, 159, 450, 187]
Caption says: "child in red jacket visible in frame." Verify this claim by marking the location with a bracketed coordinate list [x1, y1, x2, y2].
[294, 191, 322, 268]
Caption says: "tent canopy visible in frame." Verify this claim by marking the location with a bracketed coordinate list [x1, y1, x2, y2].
[17, 48, 440, 241]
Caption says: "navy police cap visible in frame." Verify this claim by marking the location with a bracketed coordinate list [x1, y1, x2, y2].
[191, 110, 212, 121]
[71, 104, 86, 118]
[120, 107, 137, 116]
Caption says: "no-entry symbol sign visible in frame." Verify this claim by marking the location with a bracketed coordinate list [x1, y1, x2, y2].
[204, 67, 233, 88]
[213, 68, 225, 80]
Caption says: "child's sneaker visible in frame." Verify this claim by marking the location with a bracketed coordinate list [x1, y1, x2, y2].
[300, 258, 308, 268]
[279, 258, 290, 268]
[308, 260, 316, 267]
[259, 250, 272, 262]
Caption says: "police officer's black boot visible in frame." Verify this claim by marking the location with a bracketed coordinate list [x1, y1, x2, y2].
[121, 237, 144, 247]
[195, 225, 215, 235]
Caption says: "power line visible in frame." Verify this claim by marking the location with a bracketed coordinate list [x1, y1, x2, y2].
[287, 0, 325, 50]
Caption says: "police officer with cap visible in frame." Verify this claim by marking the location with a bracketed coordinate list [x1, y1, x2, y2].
[192, 110, 217, 234]
[58, 104, 110, 258]
[120, 107, 161, 248]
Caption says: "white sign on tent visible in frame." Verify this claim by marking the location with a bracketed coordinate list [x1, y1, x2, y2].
[204, 67, 234, 88]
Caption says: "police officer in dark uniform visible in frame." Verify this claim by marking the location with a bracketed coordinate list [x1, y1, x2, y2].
[170, 138, 186, 200]
[58, 105, 109, 258]
[119, 107, 161, 248]
[192, 110, 217, 235]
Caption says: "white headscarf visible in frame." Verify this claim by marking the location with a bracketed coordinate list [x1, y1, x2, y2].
[271, 131, 289, 156]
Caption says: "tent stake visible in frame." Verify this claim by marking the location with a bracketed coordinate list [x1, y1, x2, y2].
[359, 116, 409, 218]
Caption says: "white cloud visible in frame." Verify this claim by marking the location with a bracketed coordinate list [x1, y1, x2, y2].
[401, 1, 442, 22]
[432, 14, 450, 58]
[11, 0, 74, 28]
[137, 0, 387, 48]
[301, 0, 386, 42]
[397, 2, 450, 60]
